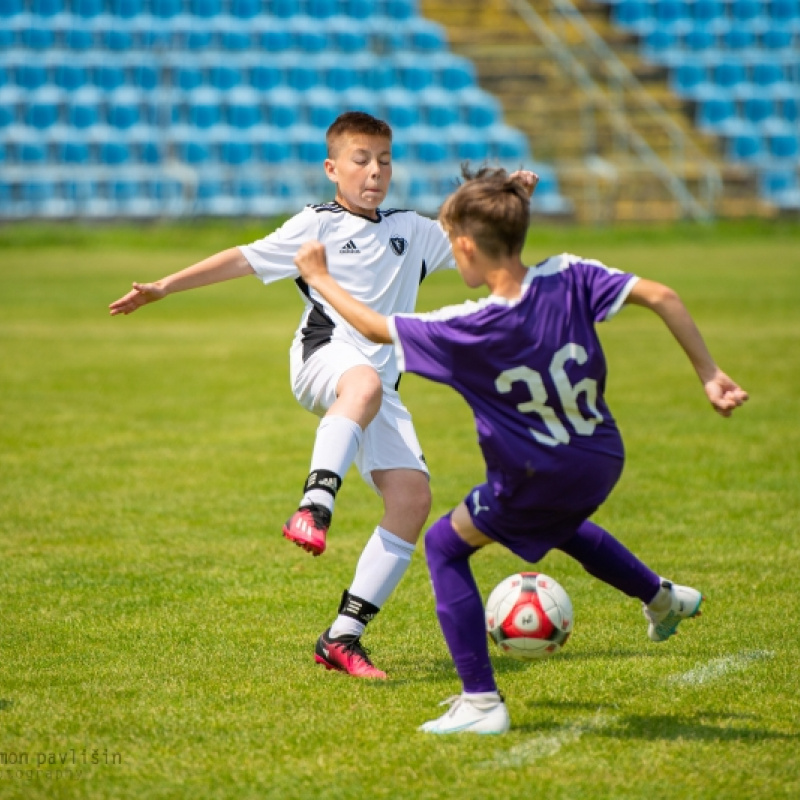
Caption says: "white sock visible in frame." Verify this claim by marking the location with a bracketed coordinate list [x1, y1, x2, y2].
[301, 415, 363, 512]
[329, 527, 415, 638]
[647, 579, 672, 612]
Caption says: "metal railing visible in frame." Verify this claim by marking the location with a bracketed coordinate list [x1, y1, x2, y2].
[506, 0, 723, 220]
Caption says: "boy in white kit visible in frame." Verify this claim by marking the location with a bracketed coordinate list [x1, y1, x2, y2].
[109, 111, 537, 678]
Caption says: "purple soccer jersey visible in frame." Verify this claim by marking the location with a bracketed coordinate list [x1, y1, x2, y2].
[390, 253, 639, 509]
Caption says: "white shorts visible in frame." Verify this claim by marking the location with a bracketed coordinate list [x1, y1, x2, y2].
[290, 341, 429, 493]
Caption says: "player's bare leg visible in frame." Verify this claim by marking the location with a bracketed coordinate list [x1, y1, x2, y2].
[283, 365, 382, 555]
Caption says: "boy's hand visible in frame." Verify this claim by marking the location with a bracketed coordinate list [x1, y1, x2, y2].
[294, 241, 329, 285]
[704, 371, 749, 417]
[509, 170, 539, 198]
[109, 282, 168, 316]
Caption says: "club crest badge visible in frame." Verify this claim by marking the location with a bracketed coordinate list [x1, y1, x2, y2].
[390, 237, 408, 256]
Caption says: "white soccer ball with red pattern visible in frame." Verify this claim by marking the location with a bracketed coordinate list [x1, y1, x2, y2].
[485, 572, 573, 660]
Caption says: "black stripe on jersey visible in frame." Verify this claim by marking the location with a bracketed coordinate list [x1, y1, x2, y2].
[310, 200, 384, 223]
[295, 277, 336, 361]
[419, 259, 427, 284]
[382, 208, 412, 216]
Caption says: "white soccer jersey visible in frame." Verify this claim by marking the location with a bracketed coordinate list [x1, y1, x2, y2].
[239, 201, 456, 388]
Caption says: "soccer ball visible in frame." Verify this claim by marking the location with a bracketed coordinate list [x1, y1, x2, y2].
[485, 572, 573, 660]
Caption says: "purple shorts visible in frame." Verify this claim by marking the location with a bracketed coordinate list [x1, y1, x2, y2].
[465, 455, 623, 562]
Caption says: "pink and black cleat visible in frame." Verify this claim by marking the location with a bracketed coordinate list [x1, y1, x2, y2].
[282, 503, 331, 556]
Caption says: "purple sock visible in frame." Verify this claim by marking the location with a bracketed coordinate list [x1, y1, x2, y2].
[558, 519, 661, 603]
[424, 515, 497, 694]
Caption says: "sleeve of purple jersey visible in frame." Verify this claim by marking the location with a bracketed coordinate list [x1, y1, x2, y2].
[576, 259, 639, 322]
[388, 315, 455, 384]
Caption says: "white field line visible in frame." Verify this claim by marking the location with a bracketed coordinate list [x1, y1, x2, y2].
[479, 650, 773, 767]
[667, 649, 774, 686]
[477, 710, 618, 769]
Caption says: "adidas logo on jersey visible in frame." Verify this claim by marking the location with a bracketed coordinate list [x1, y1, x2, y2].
[339, 240, 360, 254]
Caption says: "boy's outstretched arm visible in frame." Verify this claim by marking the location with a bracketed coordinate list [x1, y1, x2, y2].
[109, 248, 254, 316]
[294, 241, 391, 344]
[625, 279, 749, 417]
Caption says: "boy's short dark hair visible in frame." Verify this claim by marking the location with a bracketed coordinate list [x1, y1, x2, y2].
[326, 111, 393, 156]
[439, 167, 530, 258]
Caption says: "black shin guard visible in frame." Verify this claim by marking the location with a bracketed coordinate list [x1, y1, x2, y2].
[337, 590, 380, 626]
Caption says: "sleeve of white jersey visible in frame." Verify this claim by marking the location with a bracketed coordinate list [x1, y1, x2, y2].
[238, 208, 320, 287]
[419, 217, 456, 276]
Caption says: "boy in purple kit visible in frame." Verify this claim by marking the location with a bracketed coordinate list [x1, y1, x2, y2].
[294, 166, 749, 733]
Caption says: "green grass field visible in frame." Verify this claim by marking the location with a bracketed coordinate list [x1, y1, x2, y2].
[1, 220, 799, 799]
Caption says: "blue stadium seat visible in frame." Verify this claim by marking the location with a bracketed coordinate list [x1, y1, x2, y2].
[170, 15, 214, 50]
[283, 55, 321, 91]
[128, 60, 160, 92]
[171, 64, 204, 92]
[696, 94, 738, 132]
[51, 126, 91, 164]
[208, 64, 244, 91]
[293, 124, 330, 163]
[106, 87, 142, 130]
[327, 15, 369, 52]
[730, 0, 768, 28]
[268, 0, 301, 19]
[611, 0, 655, 33]
[433, 53, 476, 91]
[711, 60, 747, 94]
[71, 0, 103, 17]
[671, 63, 711, 98]
[393, 54, 434, 92]
[692, 0, 726, 29]
[187, 88, 224, 129]
[768, 0, 800, 23]
[189, 0, 222, 17]
[655, 0, 692, 32]
[778, 94, 799, 123]
[290, 15, 329, 53]
[726, 131, 765, 163]
[417, 86, 460, 128]
[15, 62, 49, 91]
[252, 20, 293, 53]
[250, 125, 293, 164]
[306, 0, 339, 18]
[446, 124, 490, 162]
[458, 87, 501, 128]
[54, 62, 89, 92]
[66, 87, 101, 128]
[382, 0, 416, 20]
[681, 27, 717, 54]
[170, 125, 213, 164]
[406, 17, 448, 52]
[766, 131, 800, 163]
[487, 123, 530, 161]
[127, 124, 162, 164]
[360, 59, 396, 92]
[1, 0, 24, 15]
[759, 168, 798, 199]
[20, 19, 56, 50]
[304, 86, 342, 129]
[95, 136, 132, 166]
[247, 61, 283, 92]
[225, 86, 262, 129]
[108, 0, 144, 18]
[263, 87, 302, 128]
[409, 127, 450, 165]
[760, 26, 793, 52]
[337, 86, 381, 117]
[91, 62, 127, 92]
[99, 21, 135, 52]
[721, 26, 757, 53]
[25, 87, 63, 129]
[0, 86, 22, 127]
[216, 17, 252, 51]
[341, 0, 376, 18]
[151, 0, 181, 18]
[217, 136, 254, 166]
[63, 22, 94, 50]
[31, 0, 64, 15]
[741, 95, 776, 127]
[229, 0, 260, 18]
[322, 56, 361, 92]
[381, 87, 420, 129]
[750, 60, 791, 94]
[641, 28, 680, 65]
